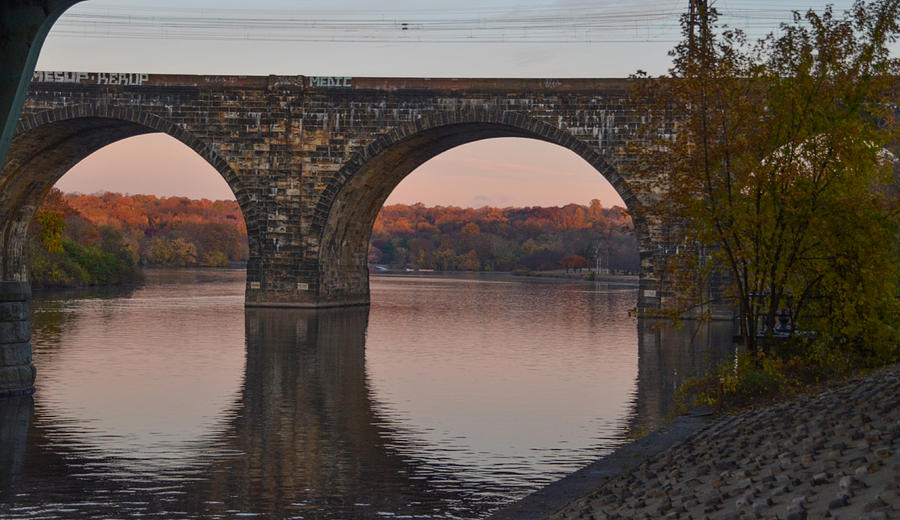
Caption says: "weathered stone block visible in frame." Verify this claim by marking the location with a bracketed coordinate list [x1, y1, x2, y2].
[0, 343, 32, 366]
[0, 302, 28, 322]
[0, 282, 29, 302]
[0, 365, 36, 396]
[0, 322, 30, 344]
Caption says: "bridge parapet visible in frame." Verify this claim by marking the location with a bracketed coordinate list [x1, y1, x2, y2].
[29, 70, 633, 92]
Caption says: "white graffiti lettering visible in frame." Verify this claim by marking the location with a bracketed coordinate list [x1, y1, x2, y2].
[32, 71, 150, 86]
[203, 76, 239, 84]
[33, 71, 92, 83]
[96, 73, 150, 86]
[308, 76, 352, 88]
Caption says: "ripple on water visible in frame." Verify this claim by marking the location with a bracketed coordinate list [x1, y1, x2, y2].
[2, 269, 655, 519]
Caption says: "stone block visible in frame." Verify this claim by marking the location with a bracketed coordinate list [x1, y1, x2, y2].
[0, 365, 36, 396]
[0, 282, 30, 302]
[0, 302, 28, 322]
[0, 322, 30, 344]
[0, 343, 32, 366]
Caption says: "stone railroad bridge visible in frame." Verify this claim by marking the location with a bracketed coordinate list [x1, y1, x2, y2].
[0, 71, 670, 396]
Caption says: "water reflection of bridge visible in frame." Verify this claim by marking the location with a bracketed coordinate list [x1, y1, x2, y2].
[630, 318, 735, 434]
[1, 307, 733, 518]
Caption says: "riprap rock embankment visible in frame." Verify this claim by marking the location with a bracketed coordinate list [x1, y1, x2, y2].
[553, 368, 899, 520]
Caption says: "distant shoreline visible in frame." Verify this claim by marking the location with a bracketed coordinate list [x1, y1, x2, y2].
[370, 269, 640, 287]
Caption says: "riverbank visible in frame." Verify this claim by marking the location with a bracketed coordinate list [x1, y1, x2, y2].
[512, 269, 638, 284]
[494, 365, 899, 520]
[29, 237, 143, 289]
[371, 269, 639, 287]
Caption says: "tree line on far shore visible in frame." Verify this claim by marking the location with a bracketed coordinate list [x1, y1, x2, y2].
[28, 190, 640, 288]
[29, 189, 248, 288]
[370, 201, 639, 274]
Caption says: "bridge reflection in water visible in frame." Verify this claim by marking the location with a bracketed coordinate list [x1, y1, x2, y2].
[213, 307, 459, 516]
[631, 318, 736, 435]
[0, 305, 733, 518]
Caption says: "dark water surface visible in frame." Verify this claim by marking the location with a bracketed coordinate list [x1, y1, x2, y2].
[0, 269, 732, 519]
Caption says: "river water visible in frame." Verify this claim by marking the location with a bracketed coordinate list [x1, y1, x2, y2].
[0, 269, 733, 519]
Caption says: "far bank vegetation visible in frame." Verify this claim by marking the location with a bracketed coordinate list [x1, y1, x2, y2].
[29, 190, 641, 288]
[370, 201, 639, 274]
[29, 189, 248, 288]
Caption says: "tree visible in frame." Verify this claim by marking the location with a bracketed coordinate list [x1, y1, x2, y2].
[459, 250, 481, 271]
[560, 254, 590, 273]
[368, 244, 383, 264]
[33, 210, 65, 253]
[143, 237, 198, 267]
[461, 222, 480, 235]
[630, 1, 900, 359]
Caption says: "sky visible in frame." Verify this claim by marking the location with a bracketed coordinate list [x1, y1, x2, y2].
[38, 0, 887, 208]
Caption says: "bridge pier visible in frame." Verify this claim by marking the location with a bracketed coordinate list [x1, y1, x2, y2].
[244, 285, 370, 309]
[0, 282, 35, 397]
[244, 258, 370, 309]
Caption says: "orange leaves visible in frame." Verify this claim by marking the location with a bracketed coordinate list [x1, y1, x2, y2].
[37, 191, 249, 266]
[63, 192, 246, 234]
[373, 202, 633, 238]
[370, 202, 639, 273]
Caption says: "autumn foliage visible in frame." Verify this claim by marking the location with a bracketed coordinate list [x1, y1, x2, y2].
[29, 190, 640, 287]
[29, 189, 142, 288]
[62, 191, 249, 267]
[369, 200, 639, 273]
[29, 190, 249, 288]
[630, 1, 900, 362]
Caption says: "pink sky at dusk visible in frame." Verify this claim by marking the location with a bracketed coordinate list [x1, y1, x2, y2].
[54, 134, 627, 208]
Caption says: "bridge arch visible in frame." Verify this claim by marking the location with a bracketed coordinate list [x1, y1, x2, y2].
[0, 104, 251, 281]
[316, 109, 654, 305]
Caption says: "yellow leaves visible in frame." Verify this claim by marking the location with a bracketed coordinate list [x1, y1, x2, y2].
[461, 222, 480, 235]
[627, 0, 900, 353]
[34, 210, 65, 254]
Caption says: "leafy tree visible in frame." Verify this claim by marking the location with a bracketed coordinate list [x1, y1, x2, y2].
[28, 191, 142, 288]
[63, 192, 249, 266]
[201, 250, 229, 267]
[368, 244, 383, 264]
[630, 1, 900, 360]
[34, 210, 65, 253]
[560, 254, 590, 272]
[143, 237, 199, 267]
[461, 222, 480, 235]
[459, 250, 481, 271]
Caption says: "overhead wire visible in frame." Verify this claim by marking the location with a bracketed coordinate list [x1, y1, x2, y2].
[47, 2, 844, 45]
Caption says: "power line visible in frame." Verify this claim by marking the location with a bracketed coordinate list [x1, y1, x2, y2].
[47, 3, 839, 45]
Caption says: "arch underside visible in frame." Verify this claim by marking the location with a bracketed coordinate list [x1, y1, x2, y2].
[317, 119, 651, 305]
[0, 109, 243, 282]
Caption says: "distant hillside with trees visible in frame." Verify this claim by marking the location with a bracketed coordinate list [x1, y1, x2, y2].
[370, 200, 639, 273]
[28, 191, 639, 288]
[29, 189, 248, 288]
[64, 191, 248, 267]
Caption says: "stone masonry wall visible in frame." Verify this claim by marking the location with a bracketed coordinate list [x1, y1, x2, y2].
[5, 73, 668, 311]
[0, 282, 34, 397]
